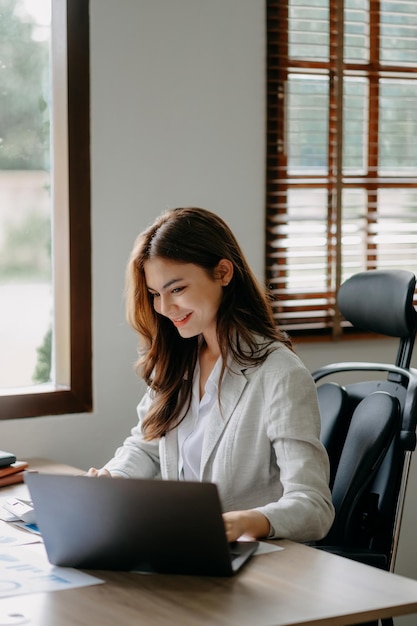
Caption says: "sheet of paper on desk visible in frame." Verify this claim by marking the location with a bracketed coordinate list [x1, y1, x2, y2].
[0, 543, 104, 598]
[0, 498, 26, 523]
[238, 536, 283, 555]
[0, 521, 41, 547]
[0, 520, 104, 597]
[0, 499, 41, 537]
[254, 541, 283, 555]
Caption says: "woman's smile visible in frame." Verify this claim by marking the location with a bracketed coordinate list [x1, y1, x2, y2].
[172, 312, 192, 327]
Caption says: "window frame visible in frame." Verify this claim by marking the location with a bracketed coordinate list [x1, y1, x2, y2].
[0, 0, 92, 419]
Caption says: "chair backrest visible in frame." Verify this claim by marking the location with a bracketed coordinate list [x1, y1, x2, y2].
[317, 382, 348, 489]
[324, 391, 400, 547]
[313, 269, 417, 571]
[337, 270, 417, 346]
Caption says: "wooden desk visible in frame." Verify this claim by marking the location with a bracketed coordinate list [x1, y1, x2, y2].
[2, 459, 417, 626]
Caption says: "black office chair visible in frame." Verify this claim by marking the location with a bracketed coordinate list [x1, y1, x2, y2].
[312, 269, 417, 626]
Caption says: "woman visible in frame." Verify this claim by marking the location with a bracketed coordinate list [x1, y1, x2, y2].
[88, 207, 334, 543]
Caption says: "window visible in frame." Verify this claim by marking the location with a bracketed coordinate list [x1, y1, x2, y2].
[0, 0, 91, 418]
[266, 0, 417, 337]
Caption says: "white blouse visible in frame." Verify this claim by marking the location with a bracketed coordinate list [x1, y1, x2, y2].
[177, 356, 222, 481]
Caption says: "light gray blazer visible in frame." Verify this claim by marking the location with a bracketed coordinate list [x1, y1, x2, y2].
[105, 342, 335, 543]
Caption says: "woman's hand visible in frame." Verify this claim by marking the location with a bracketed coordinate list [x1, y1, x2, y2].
[223, 509, 271, 542]
[86, 467, 112, 478]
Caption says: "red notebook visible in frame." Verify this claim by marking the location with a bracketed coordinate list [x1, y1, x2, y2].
[0, 461, 29, 487]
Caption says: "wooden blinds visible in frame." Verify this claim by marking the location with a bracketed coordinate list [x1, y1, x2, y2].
[266, 0, 417, 336]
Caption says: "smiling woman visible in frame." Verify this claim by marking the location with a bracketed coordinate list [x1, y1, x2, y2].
[87, 207, 335, 546]
[0, 0, 91, 419]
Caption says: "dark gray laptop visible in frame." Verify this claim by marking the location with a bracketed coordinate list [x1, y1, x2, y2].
[24, 473, 258, 576]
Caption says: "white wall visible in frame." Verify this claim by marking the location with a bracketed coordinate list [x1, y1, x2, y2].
[2, 1, 417, 614]
[2, 0, 266, 468]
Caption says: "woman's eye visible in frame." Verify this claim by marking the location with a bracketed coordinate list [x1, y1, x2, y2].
[149, 291, 159, 299]
[172, 286, 184, 294]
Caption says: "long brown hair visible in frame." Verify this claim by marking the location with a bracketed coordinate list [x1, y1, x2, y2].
[125, 207, 292, 439]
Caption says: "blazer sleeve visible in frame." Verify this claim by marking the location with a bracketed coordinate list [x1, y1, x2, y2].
[253, 350, 334, 542]
[103, 388, 161, 479]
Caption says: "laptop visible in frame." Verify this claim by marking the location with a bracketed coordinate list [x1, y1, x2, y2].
[24, 473, 258, 576]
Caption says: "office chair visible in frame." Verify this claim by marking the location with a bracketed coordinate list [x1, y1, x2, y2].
[312, 269, 417, 626]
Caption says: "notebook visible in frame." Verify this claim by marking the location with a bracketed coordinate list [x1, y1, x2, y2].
[24, 473, 258, 576]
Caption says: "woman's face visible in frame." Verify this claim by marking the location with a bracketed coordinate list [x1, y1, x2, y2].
[144, 257, 230, 343]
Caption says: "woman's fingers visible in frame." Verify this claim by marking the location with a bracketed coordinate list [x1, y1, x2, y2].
[86, 467, 111, 477]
